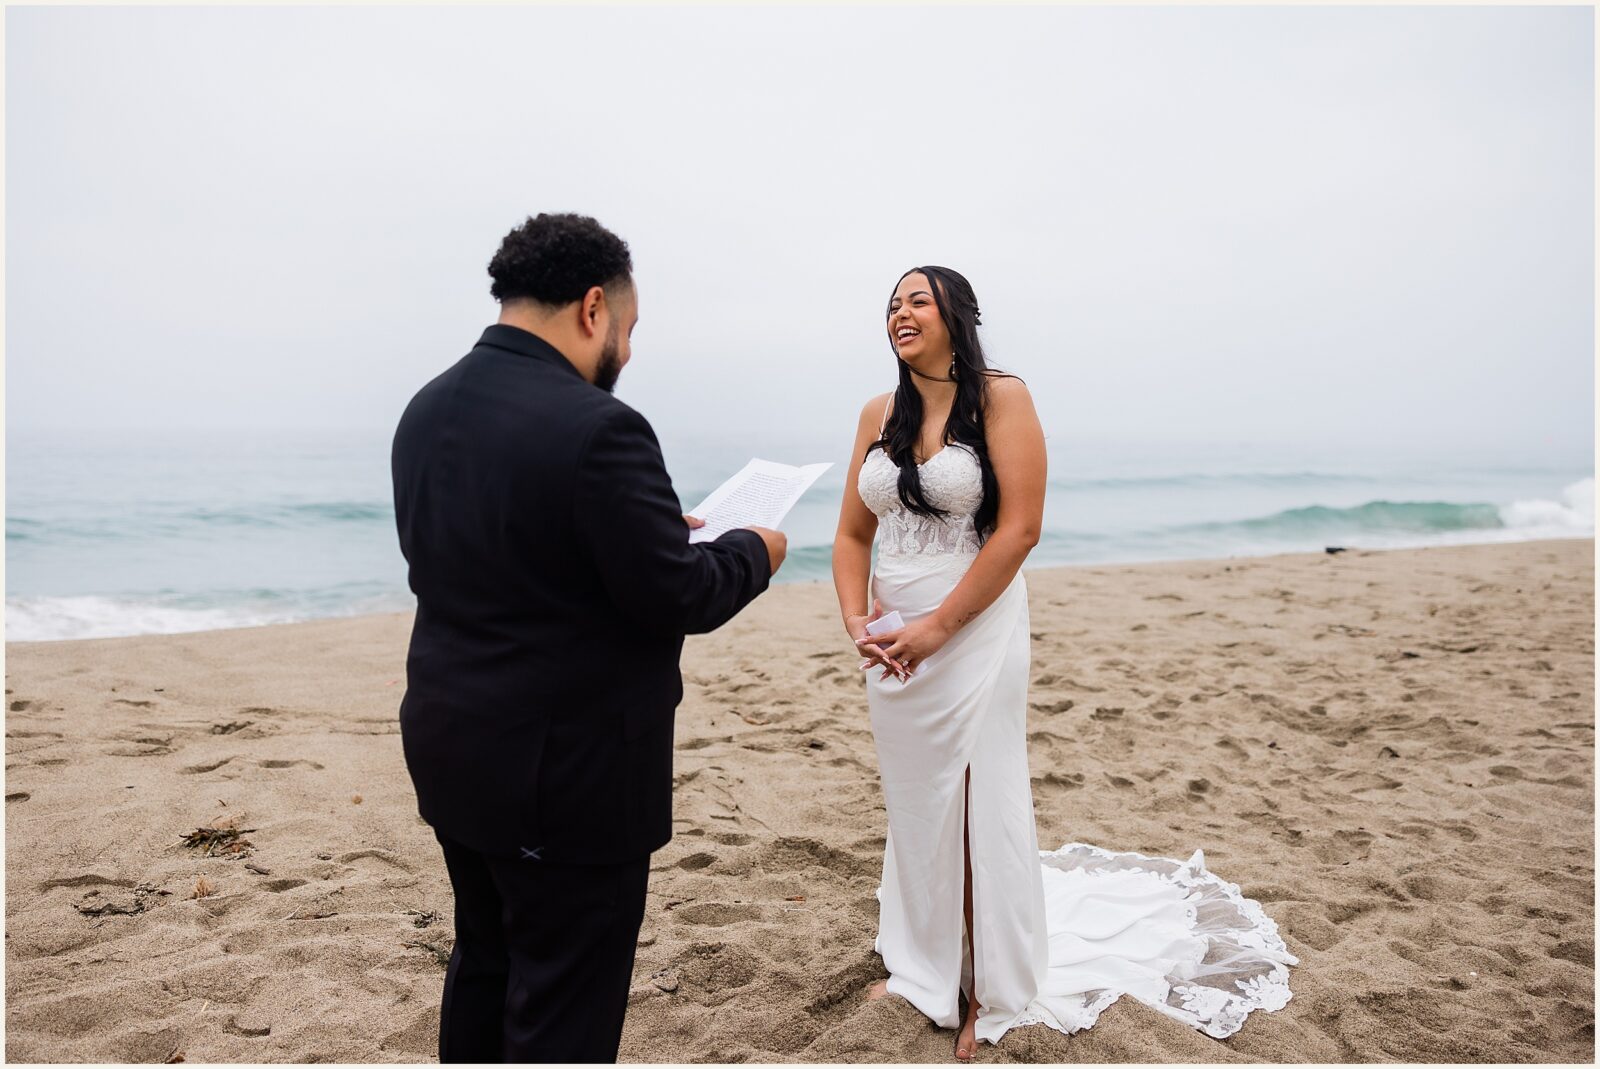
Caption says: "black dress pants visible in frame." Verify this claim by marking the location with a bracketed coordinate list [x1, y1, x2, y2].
[433, 830, 650, 1064]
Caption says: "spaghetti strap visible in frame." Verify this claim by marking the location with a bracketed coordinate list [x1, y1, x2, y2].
[878, 395, 894, 438]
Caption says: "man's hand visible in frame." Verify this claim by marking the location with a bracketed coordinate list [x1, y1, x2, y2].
[684, 515, 706, 529]
[745, 526, 787, 576]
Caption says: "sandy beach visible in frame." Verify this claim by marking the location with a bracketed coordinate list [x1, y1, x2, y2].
[4, 538, 1593, 1063]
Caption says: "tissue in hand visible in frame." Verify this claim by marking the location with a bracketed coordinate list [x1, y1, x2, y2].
[864, 610, 905, 637]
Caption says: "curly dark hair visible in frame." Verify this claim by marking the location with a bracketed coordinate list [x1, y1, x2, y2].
[487, 213, 633, 305]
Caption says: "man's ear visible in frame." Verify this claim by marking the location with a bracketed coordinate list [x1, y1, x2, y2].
[578, 285, 607, 339]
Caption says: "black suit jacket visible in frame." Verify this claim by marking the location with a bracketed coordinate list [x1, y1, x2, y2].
[392, 325, 770, 864]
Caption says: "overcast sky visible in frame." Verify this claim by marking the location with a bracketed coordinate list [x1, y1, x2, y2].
[6, 4, 1593, 458]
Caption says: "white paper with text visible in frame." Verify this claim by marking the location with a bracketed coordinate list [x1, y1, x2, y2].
[686, 459, 832, 543]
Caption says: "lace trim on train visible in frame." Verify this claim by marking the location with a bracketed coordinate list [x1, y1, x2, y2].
[1019, 841, 1300, 1040]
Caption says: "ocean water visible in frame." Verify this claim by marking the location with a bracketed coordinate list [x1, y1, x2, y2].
[5, 426, 1592, 642]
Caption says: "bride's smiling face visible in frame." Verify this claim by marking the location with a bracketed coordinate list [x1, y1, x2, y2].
[887, 272, 952, 367]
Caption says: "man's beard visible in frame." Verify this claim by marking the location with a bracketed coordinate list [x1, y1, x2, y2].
[594, 323, 623, 394]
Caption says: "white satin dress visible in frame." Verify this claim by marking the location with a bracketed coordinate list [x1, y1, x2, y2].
[857, 439, 1299, 1044]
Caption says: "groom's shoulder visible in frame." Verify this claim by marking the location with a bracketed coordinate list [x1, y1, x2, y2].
[492, 357, 645, 435]
[524, 388, 659, 458]
[578, 393, 659, 445]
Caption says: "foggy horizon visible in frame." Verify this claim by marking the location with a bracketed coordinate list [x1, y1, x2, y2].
[6, 4, 1593, 461]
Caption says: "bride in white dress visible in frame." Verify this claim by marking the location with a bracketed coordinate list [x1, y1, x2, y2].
[831, 267, 1299, 1059]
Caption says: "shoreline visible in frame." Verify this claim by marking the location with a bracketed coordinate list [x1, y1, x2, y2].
[7, 535, 1594, 648]
[5, 536, 1593, 1062]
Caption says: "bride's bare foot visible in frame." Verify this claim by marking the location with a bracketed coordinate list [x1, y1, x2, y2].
[865, 979, 890, 1001]
[954, 1001, 979, 1061]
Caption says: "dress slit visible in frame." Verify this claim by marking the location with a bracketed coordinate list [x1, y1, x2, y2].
[959, 763, 975, 1016]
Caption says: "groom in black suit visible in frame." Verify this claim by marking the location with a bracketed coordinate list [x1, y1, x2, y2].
[392, 213, 785, 1063]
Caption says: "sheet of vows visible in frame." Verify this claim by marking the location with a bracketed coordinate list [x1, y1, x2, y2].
[685, 459, 832, 544]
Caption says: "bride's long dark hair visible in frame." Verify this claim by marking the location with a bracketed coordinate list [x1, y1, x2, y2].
[870, 265, 1004, 541]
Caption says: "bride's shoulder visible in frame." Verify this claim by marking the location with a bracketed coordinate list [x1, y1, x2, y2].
[981, 371, 1032, 402]
[858, 390, 895, 424]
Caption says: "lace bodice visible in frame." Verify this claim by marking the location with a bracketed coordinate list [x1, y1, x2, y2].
[857, 443, 983, 557]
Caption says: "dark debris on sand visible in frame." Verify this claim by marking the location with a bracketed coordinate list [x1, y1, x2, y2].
[75, 883, 171, 918]
[403, 938, 452, 968]
[180, 816, 256, 858]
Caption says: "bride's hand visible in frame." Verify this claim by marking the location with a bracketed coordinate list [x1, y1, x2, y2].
[854, 612, 954, 677]
[848, 600, 909, 682]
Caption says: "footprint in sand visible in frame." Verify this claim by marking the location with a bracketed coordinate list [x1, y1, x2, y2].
[758, 837, 873, 878]
[1399, 873, 1446, 901]
[1032, 771, 1084, 791]
[672, 902, 763, 926]
[221, 1016, 273, 1039]
[39, 873, 137, 892]
[337, 718, 403, 736]
[262, 878, 308, 893]
[257, 759, 324, 770]
[1394, 821, 1435, 842]
[671, 941, 759, 1001]
[1432, 819, 1480, 843]
[1334, 770, 1403, 793]
[180, 757, 236, 775]
[337, 849, 413, 872]
[675, 852, 716, 871]
[1549, 939, 1593, 965]
[1358, 875, 1410, 903]
[104, 737, 176, 757]
[1315, 828, 1375, 865]
[1321, 896, 1379, 925]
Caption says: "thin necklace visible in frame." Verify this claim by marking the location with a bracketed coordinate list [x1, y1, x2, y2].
[905, 362, 955, 383]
